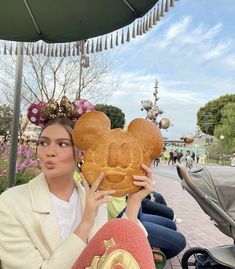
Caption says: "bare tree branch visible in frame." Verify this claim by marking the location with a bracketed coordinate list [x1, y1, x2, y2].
[0, 42, 120, 110]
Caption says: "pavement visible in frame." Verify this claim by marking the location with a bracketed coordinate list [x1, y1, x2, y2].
[152, 163, 232, 269]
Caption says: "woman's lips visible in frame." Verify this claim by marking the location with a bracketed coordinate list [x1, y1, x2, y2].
[45, 161, 56, 169]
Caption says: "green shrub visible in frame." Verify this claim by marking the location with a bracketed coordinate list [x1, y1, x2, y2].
[0, 168, 39, 195]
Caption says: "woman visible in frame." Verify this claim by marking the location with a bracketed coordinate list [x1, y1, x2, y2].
[142, 191, 174, 220]
[138, 206, 186, 259]
[0, 118, 154, 269]
[108, 192, 186, 259]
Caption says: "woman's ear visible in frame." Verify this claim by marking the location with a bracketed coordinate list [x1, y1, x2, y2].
[77, 150, 84, 163]
[75, 150, 84, 172]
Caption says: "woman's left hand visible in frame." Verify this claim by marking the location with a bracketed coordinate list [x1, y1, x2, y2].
[125, 163, 153, 221]
[129, 163, 153, 202]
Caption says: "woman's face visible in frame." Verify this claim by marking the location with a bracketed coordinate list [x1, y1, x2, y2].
[37, 124, 77, 180]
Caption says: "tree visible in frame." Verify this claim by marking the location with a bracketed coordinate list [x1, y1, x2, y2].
[197, 94, 235, 135]
[214, 102, 235, 153]
[95, 104, 125, 129]
[0, 42, 119, 109]
[0, 104, 13, 136]
[0, 43, 119, 144]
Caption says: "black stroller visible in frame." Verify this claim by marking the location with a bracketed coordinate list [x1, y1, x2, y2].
[177, 164, 235, 269]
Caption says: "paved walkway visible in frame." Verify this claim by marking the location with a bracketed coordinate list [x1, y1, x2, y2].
[152, 164, 232, 269]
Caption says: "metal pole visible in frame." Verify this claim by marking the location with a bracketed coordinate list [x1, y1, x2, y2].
[78, 54, 83, 99]
[7, 42, 24, 188]
[153, 80, 158, 110]
[77, 41, 84, 99]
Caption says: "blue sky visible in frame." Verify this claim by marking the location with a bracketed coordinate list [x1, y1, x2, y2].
[102, 0, 235, 139]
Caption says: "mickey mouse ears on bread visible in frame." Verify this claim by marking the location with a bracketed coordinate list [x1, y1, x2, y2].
[72, 111, 163, 196]
[72, 111, 111, 150]
[72, 111, 163, 157]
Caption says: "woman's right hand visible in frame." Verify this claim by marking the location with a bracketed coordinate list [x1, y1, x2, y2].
[74, 172, 115, 242]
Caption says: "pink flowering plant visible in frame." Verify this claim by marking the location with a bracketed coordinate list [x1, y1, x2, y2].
[16, 145, 39, 172]
[0, 142, 40, 194]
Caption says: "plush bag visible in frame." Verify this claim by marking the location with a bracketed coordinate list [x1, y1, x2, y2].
[72, 218, 155, 269]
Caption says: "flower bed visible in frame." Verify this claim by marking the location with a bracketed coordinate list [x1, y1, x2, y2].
[0, 143, 40, 194]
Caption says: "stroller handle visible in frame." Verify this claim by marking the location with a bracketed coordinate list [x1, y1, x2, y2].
[176, 165, 197, 192]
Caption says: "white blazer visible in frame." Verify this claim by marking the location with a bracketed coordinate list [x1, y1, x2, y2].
[0, 173, 107, 269]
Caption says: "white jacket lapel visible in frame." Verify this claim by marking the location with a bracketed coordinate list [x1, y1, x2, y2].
[39, 212, 61, 253]
[73, 180, 99, 239]
[29, 173, 61, 253]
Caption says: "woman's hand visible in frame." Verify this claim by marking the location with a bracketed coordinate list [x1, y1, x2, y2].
[130, 164, 153, 202]
[74, 172, 115, 242]
[125, 164, 153, 222]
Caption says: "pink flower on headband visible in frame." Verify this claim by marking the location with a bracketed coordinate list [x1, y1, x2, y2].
[27, 102, 46, 126]
[27, 98, 96, 126]
[73, 99, 96, 117]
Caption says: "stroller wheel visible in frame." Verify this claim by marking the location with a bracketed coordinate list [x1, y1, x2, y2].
[181, 247, 207, 269]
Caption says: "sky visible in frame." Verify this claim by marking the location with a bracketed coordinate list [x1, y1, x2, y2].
[101, 0, 235, 139]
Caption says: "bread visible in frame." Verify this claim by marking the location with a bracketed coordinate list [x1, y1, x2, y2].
[72, 111, 163, 196]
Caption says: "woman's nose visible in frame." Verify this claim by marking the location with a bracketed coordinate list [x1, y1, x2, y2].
[46, 145, 56, 157]
[46, 152, 56, 157]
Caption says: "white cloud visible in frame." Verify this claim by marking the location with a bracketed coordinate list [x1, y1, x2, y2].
[158, 16, 191, 48]
[165, 16, 191, 40]
[204, 23, 222, 39]
[202, 40, 232, 60]
[182, 23, 222, 45]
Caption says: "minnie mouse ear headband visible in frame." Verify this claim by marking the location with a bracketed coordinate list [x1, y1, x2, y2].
[27, 96, 95, 126]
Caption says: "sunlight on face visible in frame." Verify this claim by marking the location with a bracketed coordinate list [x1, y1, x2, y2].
[37, 124, 77, 180]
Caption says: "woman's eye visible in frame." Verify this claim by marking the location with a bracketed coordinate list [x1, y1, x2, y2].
[59, 142, 70, 147]
[39, 140, 48, 146]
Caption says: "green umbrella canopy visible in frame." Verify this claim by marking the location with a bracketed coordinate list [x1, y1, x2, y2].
[0, 0, 161, 43]
[1, 0, 178, 188]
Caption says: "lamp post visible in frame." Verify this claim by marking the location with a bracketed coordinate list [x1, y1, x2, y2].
[201, 113, 213, 162]
[76, 40, 90, 99]
[140, 80, 170, 130]
[220, 134, 225, 165]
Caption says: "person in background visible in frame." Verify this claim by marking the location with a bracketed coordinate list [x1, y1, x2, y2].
[173, 150, 178, 164]
[177, 150, 183, 164]
[162, 150, 169, 165]
[168, 151, 174, 165]
[191, 151, 195, 161]
[186, 154, 193, 169]
[107, 192, 186, 260]
[154, 157, 160, 167]
[142, 191, 182, 224]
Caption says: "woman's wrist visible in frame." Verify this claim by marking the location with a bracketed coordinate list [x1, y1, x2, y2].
[125, 198, 141, 222]
[74, 220, 93, 243]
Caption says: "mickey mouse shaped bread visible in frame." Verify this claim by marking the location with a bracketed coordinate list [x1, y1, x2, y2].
[72, 111, 163, 196]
